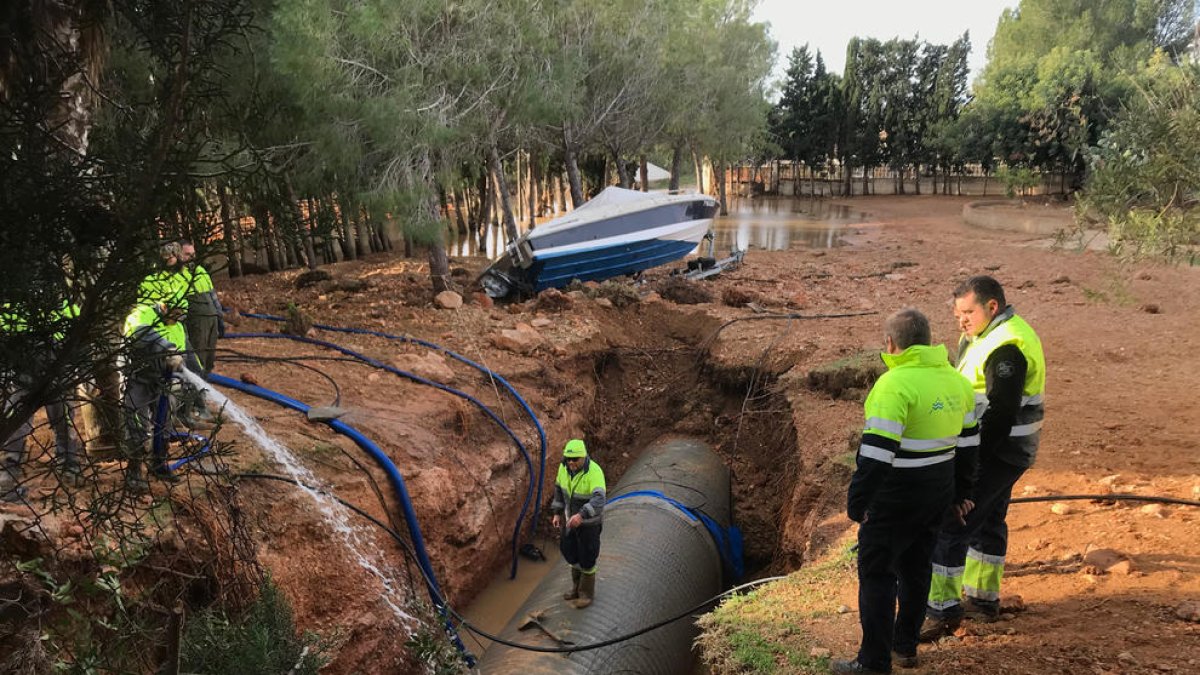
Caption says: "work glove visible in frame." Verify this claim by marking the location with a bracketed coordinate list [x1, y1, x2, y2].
[164, 354, 185, 372]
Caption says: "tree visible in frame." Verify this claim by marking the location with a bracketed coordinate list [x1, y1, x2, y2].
[1079, 53, 1200, 259]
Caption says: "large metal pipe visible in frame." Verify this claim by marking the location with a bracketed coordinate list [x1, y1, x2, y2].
[478, 436, 731, 674]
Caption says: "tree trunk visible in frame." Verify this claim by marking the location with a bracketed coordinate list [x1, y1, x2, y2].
[284, 178, 318, 270]
[639, 154, 649, 191]
[527, 150, 538, 226]
[218, 183, 242, 278]
[490, 146, 520, 242]
[716, 159, 729, 216]
[862, 166, 870, 196]
[563, 128, 585, 207]
[355, 208, 371, 256]
[692, 148, 704, 195]
[338, 200, 356, 260]
[982, 173, 988, 196]
[914, 165, 921, 195]
[669, 144, 683, 192]
[451, 190, 468, 235]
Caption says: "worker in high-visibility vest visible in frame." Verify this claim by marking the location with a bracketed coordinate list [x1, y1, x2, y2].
[122, 301, 190, 491]
[1, 300, 83, 501]
[177, 240, 225, 375]
[832, 308, 979, 675]
[921, 276, 1046, 641]
[550, 439, 606, 609]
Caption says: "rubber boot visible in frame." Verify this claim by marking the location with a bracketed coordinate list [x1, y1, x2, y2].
[572, 572, 596, 609]
[563, 568, 582, 601]
[0, 463, 26, 503]
[125, 458, 149, 494]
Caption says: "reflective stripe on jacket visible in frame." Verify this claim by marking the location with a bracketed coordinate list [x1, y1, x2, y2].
[551, 457, 606, 526]
[956, 307, 1045, 462]
[861, 344, 978, 468]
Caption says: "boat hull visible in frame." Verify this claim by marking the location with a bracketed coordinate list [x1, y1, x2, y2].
[479, 192, 718, 298]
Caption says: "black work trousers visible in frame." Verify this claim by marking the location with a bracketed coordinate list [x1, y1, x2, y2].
[856, 464, 954, 673]
[560, 522, 602, 573]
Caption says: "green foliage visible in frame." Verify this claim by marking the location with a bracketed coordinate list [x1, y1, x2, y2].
[997, 166, 1039, 197]
[405, 624, 465, 675]
[15, 546, 160, 674]
[965, 0, 1194, 181]
[181, 580, 330, 675]
[1079, 54, 1200, 260]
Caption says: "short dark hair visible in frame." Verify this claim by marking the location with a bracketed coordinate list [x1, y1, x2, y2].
[953, 275, 1006, 308]
[885, 308, 931, 349]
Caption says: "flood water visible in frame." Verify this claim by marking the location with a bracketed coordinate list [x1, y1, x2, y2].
[708, 196, 870, 254]
[458, 538, 562, 658]
[445, 194, 871, 260]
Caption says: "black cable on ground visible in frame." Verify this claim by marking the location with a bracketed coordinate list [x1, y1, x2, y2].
[700, 310, 878, 349]
[216, 470, 786, 654]
[1011, 493, 1200, 507]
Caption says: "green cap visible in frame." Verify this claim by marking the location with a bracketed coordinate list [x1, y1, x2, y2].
[563, 439, 587, 458]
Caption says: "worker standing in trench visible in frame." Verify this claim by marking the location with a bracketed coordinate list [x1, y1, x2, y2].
[922, 275, 1046, 639]
[834, 308, 979, 674]
[550, 439, 606, 609]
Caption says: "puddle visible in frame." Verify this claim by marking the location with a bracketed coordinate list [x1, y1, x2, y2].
[459, 540, 561, 657]
[446, 194, 871, 260]
[707, 196, 870, 253]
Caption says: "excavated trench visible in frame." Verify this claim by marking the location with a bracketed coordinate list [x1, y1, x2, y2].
[460, 303, 840, 671]
[580, 344, 799, 574]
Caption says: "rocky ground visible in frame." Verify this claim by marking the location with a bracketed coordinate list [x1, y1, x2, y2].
[4, 194, 1197, 673]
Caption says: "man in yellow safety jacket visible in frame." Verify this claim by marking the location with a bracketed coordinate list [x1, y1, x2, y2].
[177, 240, 225, 375]
[833, 308, 979, 674]
[921, 275, 1046, 640]
[550, 439, 606, 609]
[1, 300, 84, 501]
[122, 301, 191, 491]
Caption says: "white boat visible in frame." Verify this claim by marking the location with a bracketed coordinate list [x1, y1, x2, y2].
[479, 187, 719, 299]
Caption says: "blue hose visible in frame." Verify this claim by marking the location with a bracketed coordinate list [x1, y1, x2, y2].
[609, 490, 745, 582]
[223, 331, 535, 578]
[150, 389, 212, 472]
[207, 372, 475, 666]
[236, 314, 548, 578]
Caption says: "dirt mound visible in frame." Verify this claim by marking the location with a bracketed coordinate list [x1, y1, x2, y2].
[655, 276, 714, 304]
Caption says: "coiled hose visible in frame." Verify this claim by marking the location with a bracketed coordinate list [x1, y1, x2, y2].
[223, 331, 536, 579]
[206, 372, 475, 666]
[240, 312, 548, 559]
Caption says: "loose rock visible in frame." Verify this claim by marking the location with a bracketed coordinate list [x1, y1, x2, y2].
[471, 292, 495, 310]
[1175, 601, 1200, 623]
[1051, 274, 1071, 284]
[434, 290, 463, 310]
[1050, 502, 1072, 515]
[295, 269, 333, 288]
[1140, 503, 1165, 518]
[392, 352, 456, 384]
[809, 647, 831, 658]
[1139, 303, 1161, 314]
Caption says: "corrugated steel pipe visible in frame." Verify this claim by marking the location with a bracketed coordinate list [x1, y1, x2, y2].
[479, 436, 731, 674]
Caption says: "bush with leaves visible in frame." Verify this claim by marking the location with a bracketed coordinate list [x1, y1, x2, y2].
[1079, 54, 1200, 261]
[180, 579, 330, 675]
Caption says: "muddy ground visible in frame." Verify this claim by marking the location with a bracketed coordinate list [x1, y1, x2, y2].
[222, 194, 1199, 672]
[7, 194, 1195, 673]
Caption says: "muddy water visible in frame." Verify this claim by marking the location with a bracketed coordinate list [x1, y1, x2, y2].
[706, 196, 870, 254]
[459, 539, 562, 658]
[446, 194, 869, 260]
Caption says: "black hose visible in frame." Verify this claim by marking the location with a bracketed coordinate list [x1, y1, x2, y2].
[219, 471, 784, 654]
[218, 474, 1200, 654]
[701, 310, 878, 348]
[1010, 493, 1200, 507]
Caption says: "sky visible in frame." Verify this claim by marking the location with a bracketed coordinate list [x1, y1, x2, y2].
[752, 0, 1018, 92]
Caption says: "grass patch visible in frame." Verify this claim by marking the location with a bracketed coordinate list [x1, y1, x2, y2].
[697, 544, 857, 674]
[181, 579, 330, 675]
